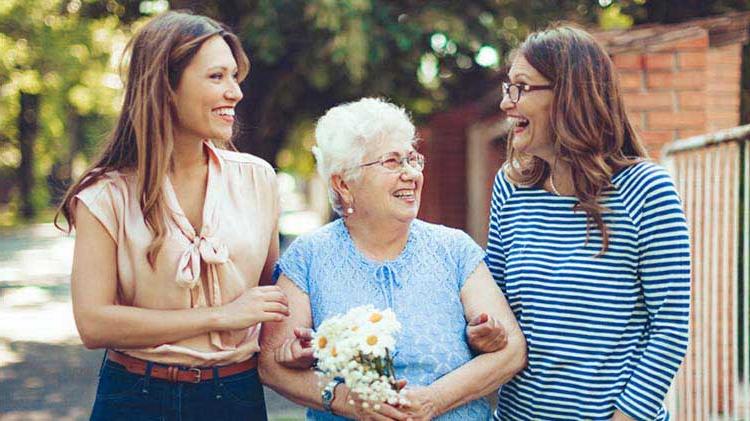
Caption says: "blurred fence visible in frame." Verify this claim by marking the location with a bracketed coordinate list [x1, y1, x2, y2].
[663, 124, 750, 420]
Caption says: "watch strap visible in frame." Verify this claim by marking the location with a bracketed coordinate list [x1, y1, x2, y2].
[322, 378, 344, 413]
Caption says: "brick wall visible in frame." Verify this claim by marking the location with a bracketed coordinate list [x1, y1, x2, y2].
[707, 43, 743, 132]
[613, 32, 743, 159]
[418, 24, 746, 232]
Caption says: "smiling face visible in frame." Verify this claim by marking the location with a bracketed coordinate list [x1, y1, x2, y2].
[172, 35, 243, 143]
[501, 55, 555, 162]
[347, 136, 423, 225]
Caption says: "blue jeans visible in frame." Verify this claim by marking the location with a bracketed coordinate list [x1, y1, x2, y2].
[90, 353, 268, 420]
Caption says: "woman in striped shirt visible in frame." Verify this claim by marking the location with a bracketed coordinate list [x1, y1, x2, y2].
[487, 25, 690, 420]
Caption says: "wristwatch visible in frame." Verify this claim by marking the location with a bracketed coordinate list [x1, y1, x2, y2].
[321, 378, 344, 413]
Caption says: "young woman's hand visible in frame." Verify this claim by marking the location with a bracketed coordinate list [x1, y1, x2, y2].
[466, 313, 508, 353]
[274, 327, 316, 369]
[220, 285, 289, 330]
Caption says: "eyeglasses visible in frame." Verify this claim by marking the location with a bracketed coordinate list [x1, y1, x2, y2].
[359, 151, 425, 173]
[502, 82, 553, 104]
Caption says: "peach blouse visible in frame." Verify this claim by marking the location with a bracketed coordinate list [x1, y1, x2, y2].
[75, 141, 279, 367]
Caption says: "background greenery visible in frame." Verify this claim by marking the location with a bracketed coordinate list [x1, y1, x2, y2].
[1, 0, 749, 225]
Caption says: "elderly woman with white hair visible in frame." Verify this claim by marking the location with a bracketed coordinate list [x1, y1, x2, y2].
[259, 97, 526, 421]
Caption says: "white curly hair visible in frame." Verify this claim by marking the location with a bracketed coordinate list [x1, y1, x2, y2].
[312, 97, 417, 216]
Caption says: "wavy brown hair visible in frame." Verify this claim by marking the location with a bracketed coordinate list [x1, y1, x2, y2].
[505, 24, 648, 254]
[55, 11, 249, 267]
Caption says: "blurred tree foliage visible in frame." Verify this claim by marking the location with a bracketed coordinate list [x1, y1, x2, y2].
[0, 0, 146, 222]
[174, 0, 615, 176]
[1, 0, 748, 221]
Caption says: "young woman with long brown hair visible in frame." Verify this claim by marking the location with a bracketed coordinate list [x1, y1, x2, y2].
[486, 25, 690, 420]
[57, 11, 287, 420]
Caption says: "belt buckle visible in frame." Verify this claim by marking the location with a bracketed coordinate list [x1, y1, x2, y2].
[188, 367, 202, 383]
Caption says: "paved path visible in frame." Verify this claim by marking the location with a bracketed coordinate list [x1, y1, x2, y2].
[0, 224, 306, 420]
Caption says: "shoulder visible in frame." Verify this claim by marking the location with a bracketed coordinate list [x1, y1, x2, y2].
[412, 219, 477, 248]
[214, 147, 276, 174]
[613, 160, 676, 198]
[491, 164, 518, 208]
[284, 219, 344, 253]
[494, 164, 517, 189]
[411, 220, 484, 281]
[76, 170, 132, 202]
[613, 160, 684, 226]
[73, 170, 133, 241]
[412, 219, 462, 236]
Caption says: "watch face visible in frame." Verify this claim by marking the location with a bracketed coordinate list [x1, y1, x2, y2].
[323, 389, 333, 401]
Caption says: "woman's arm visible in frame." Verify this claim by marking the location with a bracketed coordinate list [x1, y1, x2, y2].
[401, 263, 526, 418]
[259, 224, 280, 286]
[613, 173, 691, 420]
[257, 276, 325, 408]
[71, 202, 289, 349]
[259, 275, 408, 421]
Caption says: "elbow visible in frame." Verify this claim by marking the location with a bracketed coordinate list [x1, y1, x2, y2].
[510, 349, 527, 377]
[488, 332, 527, 386]
[257, 352, 281, 390]
[507, 334, 528, 376]
[75, 312, 108, 350]
[78, 326, 106, 350]
[257, 361, 272, 386]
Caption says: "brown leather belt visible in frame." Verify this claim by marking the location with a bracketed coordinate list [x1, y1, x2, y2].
[107, 351, 257, 383]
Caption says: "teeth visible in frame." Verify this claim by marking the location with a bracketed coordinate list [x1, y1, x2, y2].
[394, 191, 414, 198]
[215, 108, 235, 116]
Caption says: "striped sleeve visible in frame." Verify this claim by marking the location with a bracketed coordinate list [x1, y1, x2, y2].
[615, 166, 691, 420]
[485, 168, 515, 292]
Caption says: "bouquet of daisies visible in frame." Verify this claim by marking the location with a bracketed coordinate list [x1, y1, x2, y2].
[312, 305, 406, 408]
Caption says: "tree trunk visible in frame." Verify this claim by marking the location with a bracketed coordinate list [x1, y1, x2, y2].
[18, 92, 40, 219]
[48, 110, 82, 205]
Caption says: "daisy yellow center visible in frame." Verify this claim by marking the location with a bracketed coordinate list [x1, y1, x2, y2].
[332, 347, 338, 357]
[369, 313, 383, 323]
[367, 335, 379, 346]
[318, 337, 327, 349]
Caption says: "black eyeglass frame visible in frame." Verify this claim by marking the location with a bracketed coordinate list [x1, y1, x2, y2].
[502, 82, 553, 104]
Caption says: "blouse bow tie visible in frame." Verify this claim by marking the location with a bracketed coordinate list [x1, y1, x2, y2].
[374, 265, 402, 308]
[176, 234, 229, 289]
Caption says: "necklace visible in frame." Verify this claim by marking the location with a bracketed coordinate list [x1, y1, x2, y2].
[549, 171, 561, 196]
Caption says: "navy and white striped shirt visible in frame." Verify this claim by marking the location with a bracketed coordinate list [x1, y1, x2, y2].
[486, 161, 690, 421]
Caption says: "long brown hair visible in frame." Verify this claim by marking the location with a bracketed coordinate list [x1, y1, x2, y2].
[505, 24, 648, 254]
[56, 11, 249, 267]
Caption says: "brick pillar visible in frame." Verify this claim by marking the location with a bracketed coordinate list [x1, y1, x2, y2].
[706, 43, 743, 132]
[613, 32, 712, 160]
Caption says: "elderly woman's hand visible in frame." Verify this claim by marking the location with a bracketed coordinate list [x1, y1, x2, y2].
[398, 387, 440, 421]
[349, 401, 409, 421]
[466, 313, 508, 353]
[337, 386, 410, 421]
[274, 327, 316, 369]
